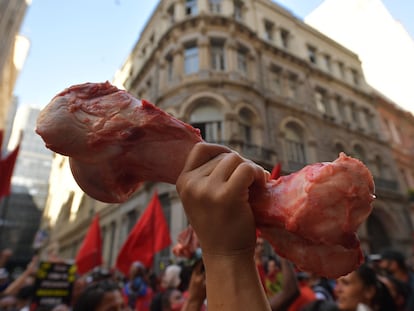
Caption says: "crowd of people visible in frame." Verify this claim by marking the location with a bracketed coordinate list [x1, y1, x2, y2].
[1, 142, 414, 311]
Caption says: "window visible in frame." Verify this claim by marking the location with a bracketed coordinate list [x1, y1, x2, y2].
[190, 103, 223, 142]
[211, 39, 226, 71]
[351, 69, 359, 86]
[387, 119, 402, 144]
[209, 0, 221, 13]
[269, 65, 282, 94]
[239, 108, 254, 143]
[364, 109, 375, 132]
[184, 44, 199, 74]
[166, 54, 173, 82]
[287, 76, 298, 100]
[353, 145, 366, 163]
[314, 90, 330, 115]
[186, 0, 198, 16]
[280, 28, 289, 49]
[285, 124, 306, 168]
[234, 0, 243, 21]
[324, 54, 332, 72]
[264, 20, 274, 41]
[167, 4, 175, 24]
[237, 47, 248, 75]
[337, 61, 345, 79]
[373, 155, 383, 177]
[334, 143, 345, 158]
[336, 98, 348, 123]
[315, 91, 326, 114]
[307, 45, 317, 64]
[350, 102, 360, 126]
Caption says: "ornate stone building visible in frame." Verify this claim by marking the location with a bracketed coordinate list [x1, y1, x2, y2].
[0, 0, 30, 130]
[42, 0, 413, 269]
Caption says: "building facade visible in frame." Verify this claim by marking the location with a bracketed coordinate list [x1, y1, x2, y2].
[0, 0, 30, 130]
[42, 0, 413, 269]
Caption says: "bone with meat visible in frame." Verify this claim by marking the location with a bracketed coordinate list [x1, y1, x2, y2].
[36, 82, 375, 278]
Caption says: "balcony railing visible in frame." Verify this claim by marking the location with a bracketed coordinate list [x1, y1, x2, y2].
[287, 160, 306, 172]
[206, 139, 277, 164]
[374, 177, 399, 192]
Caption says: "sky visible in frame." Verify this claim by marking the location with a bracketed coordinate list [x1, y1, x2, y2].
[14, 0, 414, 110]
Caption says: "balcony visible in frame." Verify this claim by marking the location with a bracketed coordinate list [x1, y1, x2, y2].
[287, 160, 306, 172]
[206, 139, 277, 165]
[374, 177, 399, 192]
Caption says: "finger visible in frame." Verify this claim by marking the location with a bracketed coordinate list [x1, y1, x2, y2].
[181, 142, 231, 173]
[227, 162, 266, 193]
[209, 152, 244, 181]
[193, 152, 228, 177]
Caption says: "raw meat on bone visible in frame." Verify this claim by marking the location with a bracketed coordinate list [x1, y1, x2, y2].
[36, 82, 202, 203]
[36, 82, 375, 278]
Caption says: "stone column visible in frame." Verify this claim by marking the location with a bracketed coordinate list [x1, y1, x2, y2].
[175, 0, 186, 21]
[173, 43, 184, 83]
[198, 34, 210, 73]
[226, 35, 238, 74]
[222, 0, 233, 16]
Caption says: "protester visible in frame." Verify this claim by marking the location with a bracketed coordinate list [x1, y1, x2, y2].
[0, 249, 13, 270]
[181, 260, 206, 311]
[122, 261, 153, 311]
[287, 272, 317, 311]
[309, 274, 335, 302]
[265, 256, 283, 296]
[160, 265, 182, 291]
[176, 142, 272, 310]
[378, 274, 410, 311]
[2, 256, 38, 296]
[150, 265, 182, 311]
[73, 279, 129, 311]
[379, 249, 414, 310]
[0, 268, 10, 293]
[158, 288, 184, 311]
[0, 294, 17, 310]
[268, 258, 300, 310]
[255, 236, 268, 290]
[15, 285, 35, 311]
[334, 263, 396, 311]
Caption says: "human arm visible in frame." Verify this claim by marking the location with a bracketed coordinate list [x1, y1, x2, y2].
[268, 258, 300, 311]
[0, 249, 12, 268]
[176, 142, 271, 311]
[181, 260, 206, 311]
[4, 255, 38, 296]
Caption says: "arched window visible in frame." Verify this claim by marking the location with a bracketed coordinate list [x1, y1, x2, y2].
[373, 155, 383, 178]
[353, 144, 366, 164]
[190, 103, 223, 142]
[285, 123, 306, 170]
[239, 107, 254, 143]
[367, 214, 391, 253]
[334, 143, 345, 158]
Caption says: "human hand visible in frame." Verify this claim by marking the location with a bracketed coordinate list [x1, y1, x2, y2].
[187, 260, 206, 302]
[176, 142, 268, 256]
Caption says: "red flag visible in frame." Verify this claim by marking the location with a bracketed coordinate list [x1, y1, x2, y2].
[0, 135, 21, 199]
[0, 129, 4, 153]
[270, 162, 281, 180]
[75, 215, 103, 275]
[116, 191, 172, 275]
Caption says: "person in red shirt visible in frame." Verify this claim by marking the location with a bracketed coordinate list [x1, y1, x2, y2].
[122, 261, 153, 311]
[288, 272, 317, 311]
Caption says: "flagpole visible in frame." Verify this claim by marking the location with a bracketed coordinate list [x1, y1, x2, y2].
[152, 192, 155, 270]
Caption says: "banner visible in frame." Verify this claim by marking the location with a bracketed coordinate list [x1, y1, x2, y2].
[33, 261, 76, 309]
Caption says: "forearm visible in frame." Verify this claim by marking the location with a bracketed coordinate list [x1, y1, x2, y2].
[4, 270, 31, 296]
[203, 251, 271, 311]
[181, 297, 205, 311]
[269, 259, 299, 311]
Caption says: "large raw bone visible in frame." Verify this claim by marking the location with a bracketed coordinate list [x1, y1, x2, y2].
[36, 82, 375, 278]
